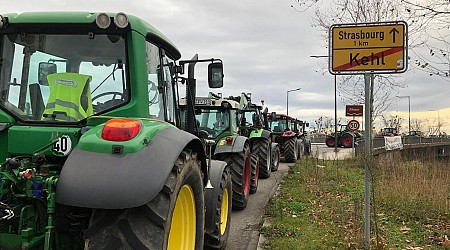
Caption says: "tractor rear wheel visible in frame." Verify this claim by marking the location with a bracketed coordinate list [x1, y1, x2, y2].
[84, 149, 205, 250]
[325, 136, 335, 147]
[283, 137, 298, 163]
[221, 144, 251, 210]
[342, 134, 353, 148]
[253, 138, 271, 179]
[204, 165, 232, 250]
[271, 145, 280, 172]
[250, 154, 259, 194]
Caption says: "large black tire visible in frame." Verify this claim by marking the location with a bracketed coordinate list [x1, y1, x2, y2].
[283, 137, 298, 163]
[271, 145, 280, 172]
[204, 165, 233, 250]
[83, 149, 205, 250]
[253, 138, 271, 179]
[250, 154, 259, 194]
[220, 144, 251, 210]
[325, 136, 335, 147]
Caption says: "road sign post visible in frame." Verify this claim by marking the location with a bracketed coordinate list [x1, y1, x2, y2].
[328, 21, 408, 250]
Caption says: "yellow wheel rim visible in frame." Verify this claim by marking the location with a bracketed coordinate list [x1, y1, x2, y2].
[220, 187, 229, 235]
[168, 185, 196, 250]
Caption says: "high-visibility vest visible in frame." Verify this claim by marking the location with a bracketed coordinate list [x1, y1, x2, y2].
[43, 73, 93, 122]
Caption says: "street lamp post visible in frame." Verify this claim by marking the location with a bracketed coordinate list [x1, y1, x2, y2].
[286, 88, 301, 116]
[309, 55, 338, 153]
[396, 95, 411, 134]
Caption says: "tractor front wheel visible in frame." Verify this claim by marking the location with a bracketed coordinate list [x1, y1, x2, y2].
[253, 138, 271, 179]
[204, 165, 232, 250]
[221, 144, 251, 210]
[84, 149, 205, 250]
[283, 137, 298, 163]
[325, 136, 335, 147]
[271, 145, 280, 172]
[250, 154, 259, 194]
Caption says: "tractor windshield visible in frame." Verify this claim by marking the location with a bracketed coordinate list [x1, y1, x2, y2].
[0, 32, 128, 123]
[270, 119, 287, 132]
[196, 109, 230, 138]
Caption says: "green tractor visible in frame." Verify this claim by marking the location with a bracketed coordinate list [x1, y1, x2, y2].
[227, 93, 280, 178]
[268, 113, 303, 163]
[325, 124, 361, 148]
[0, 12, 233, 250]
[180, 93, 254, 210]
[292, 118, 311, 155]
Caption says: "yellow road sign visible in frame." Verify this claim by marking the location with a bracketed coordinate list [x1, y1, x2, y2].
[329, 22, 407, 74]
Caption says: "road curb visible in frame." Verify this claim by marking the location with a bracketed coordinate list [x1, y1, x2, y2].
[253, 166, 290, 250]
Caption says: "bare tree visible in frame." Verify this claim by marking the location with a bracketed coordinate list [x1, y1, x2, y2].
[401, 0, 450, 79]
[381, 114, 403, 130]
[410, 118, 424, 131]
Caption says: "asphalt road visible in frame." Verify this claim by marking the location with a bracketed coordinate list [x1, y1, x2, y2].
[226, 162, 290, 250]
[226, 144, 354, 250]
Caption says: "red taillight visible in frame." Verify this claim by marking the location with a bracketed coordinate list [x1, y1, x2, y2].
[226, 137, 233, 145]
[101, 119, 141, 141]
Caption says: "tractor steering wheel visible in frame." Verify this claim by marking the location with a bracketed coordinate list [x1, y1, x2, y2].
[92, 91, 124, 112]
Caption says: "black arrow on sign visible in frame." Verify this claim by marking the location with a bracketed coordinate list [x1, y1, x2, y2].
[389, 27, 399, 43]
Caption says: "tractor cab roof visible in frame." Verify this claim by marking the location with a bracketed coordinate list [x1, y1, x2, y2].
[2, 12, 181, 59]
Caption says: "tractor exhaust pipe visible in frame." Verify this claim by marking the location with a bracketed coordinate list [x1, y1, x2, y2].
[185, 54, 198, 135]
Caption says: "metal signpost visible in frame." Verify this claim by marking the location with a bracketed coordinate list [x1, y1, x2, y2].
[329, 21, 407, 249]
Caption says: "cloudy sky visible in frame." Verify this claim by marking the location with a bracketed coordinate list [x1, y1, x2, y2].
[3, 0, 449, 133]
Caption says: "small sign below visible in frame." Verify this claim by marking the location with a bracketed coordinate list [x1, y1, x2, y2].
[346, 105, 364, 116]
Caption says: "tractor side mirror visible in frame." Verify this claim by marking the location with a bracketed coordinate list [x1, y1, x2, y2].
[208, 62, 224, 88]
[306, 122, 309, 127]
[38, 62, 57, 86]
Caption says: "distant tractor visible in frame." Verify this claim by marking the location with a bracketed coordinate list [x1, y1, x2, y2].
[268, 113, 302, 163]
[379, 127, 401, 137]
[325, 124, 361, 148]
[180, 94, 254, 210]
[293, 118, 311, 155]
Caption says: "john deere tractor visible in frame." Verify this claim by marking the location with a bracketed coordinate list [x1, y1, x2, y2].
[180, 93, 254, 210]
[0, 12, 232, 250]
[227, 93, 280, 178]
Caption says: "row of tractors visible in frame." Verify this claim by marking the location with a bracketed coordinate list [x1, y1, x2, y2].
[0, 12, 311, 249]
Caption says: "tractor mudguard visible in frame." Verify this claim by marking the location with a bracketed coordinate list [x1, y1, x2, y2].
[56, 127, 206, 209]
[204, 160, 228, 233]
[214, 135, 247, 155]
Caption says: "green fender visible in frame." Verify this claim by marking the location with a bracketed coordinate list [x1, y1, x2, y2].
[56, 127, 206, 209]
[214, 135, 248, 155]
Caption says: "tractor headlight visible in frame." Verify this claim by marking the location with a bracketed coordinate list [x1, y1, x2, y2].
[114, 12, 128, 28]
[96, 13, 111, 29]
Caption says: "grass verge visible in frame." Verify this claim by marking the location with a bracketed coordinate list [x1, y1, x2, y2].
[261, 156, 450, 249]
